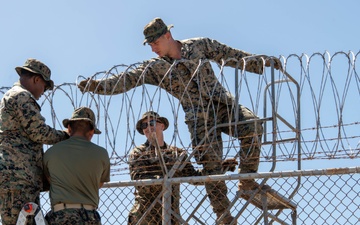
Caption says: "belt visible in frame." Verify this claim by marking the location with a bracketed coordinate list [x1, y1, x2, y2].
[53, 203, 96, 212]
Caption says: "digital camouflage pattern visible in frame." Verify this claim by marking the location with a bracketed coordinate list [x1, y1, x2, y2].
[79, 37, 266, 121]
[78, 37, 267, 223]
[189, 103, 262, 173]
[0, 188, 40, 225]
[62, 106, 102, 134]
[143, 17, 174, 45]
[128, 141, 201, 225]
[45, 208, 101, 225]
[15, 58, 54, 90]
[0, 82, 69, 224]
[0, 82, 69, 190]
[186, 103, 262, 221]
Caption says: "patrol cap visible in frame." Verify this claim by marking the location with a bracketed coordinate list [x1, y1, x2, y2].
[136, 111, 169, 135]
[143, 17, 173, 45]
[15, 58, 54, 90]
[63, 107, 101, 134]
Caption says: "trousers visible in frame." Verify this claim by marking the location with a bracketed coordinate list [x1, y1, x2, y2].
[0, 187, 40, 225]
[45, 208, 101, 225]
[186, 103, 263, 217]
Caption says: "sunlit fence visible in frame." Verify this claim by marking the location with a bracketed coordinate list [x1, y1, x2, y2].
[1, 51, 359, 224]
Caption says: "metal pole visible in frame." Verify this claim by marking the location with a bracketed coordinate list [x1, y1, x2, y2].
[162, 177, 172, 225]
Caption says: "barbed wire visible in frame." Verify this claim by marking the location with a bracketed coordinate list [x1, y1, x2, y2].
[1, 51, 359, 176]
[2, 52, 359, 225]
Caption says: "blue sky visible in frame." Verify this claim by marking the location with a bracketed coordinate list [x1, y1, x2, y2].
[1, 0, 359, 88]
[1, 1, 359, 168]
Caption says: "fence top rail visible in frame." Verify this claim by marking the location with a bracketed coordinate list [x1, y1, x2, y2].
[102, 166, 360, 188]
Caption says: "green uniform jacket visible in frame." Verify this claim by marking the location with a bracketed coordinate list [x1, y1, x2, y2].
[128, 141, 201, 224]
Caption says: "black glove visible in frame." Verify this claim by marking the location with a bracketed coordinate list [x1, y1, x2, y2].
[222, 158, 238, 172]
[78, 78, 98, 93]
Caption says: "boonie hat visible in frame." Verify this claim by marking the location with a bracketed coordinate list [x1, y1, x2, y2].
[15, 58, 54, 90]
[143, 17, 173, 45]
[136, 111, 169, 135]
[63, 107, 101, 134]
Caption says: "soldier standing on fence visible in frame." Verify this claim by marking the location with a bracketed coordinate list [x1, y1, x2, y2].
[43, 107, 110, 225]
[78, 17, 281, 224]
[0, 58, 69, 225]
[128, 111, 203, 225]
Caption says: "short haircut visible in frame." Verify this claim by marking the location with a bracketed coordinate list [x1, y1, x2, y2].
[68, 120, 94, 135]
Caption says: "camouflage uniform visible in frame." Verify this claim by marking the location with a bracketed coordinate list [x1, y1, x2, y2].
[79, 18, 271, 224]
[81, 41, 263, 221]
[0, 59, 69, 225]
[128, 141, 201, 225]
[45, 208, 101, 225]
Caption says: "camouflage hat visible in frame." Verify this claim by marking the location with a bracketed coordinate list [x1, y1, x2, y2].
[15, 58, 54, 90]
[136, 111, 169, 135]
[63, 107, 101, 134]
[143, 17, 173, 45]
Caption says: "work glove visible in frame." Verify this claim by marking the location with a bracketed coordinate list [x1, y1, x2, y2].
[77, 78, 98, 93]
[265, 57, 283, 70]
[222, 158, 238, 172]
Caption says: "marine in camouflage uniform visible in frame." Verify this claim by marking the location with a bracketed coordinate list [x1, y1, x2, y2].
[128, 111, 202, 225]
[78, 18, 281, 224]
[0, 59, 69, 225]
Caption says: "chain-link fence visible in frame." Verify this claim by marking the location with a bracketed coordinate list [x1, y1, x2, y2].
[37, 167, 359, 224]
[1, 51, 359, 224]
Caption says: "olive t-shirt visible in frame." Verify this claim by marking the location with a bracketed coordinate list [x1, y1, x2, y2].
[44, 136, 110, 207]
